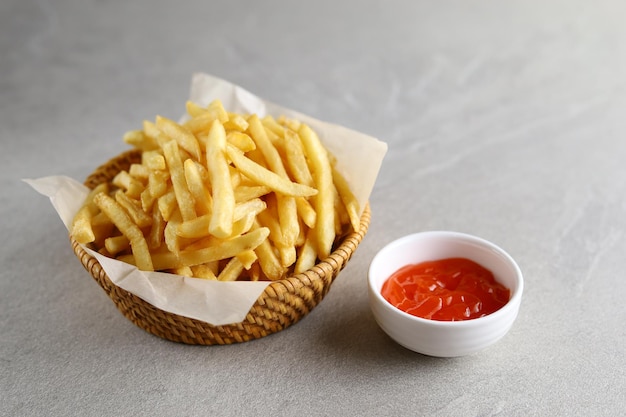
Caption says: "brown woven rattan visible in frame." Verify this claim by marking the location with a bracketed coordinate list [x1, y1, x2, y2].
[70, 149, 371, 344]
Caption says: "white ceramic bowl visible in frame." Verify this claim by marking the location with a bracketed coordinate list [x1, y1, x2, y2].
[368, 231, 523, 357]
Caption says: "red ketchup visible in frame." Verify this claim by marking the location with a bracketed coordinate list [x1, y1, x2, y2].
[381, 258, 510, 321]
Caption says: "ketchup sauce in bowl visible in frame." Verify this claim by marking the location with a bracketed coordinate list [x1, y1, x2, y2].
[368, 231, 523, 357]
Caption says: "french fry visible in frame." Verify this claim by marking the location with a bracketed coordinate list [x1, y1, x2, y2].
[112, 171, 143, 198]
[93, 192, 154, 271]
[224, 113, 249, 132]
[278, 115, 301, 132]
[162, 140, 196, 222]
[283, 129, 314, 187]
[177, 227, 270, 268]
[71, 205, 97, 244]
[295, 196, 316, 229]
[233, 198, 266, 222]
[156, 115, 202, 162]
[191, 263, 218, 280]
[183, 100, 229, 135]
[217, 257, 245, 281]
[261, 115, 285, 138]
[298, 123, 335, 259]
[332, 164, 360, 232]
[226, 131, 256, 152]
[104, 235, 130, 256]
[177, 214, 211, 239]
[234, 185, 270, 203]
[114, 190, 152, 228]
[226, 144, 317, 198]
[148, 204, 165, 249]
[157, 189, 177, 222]
[129, 163, 150, 179]
[230, 212, 257, 237]
[184, 159, 212, 216]
[147, 169, 169, 200]
[123, 129, 158, 151]
[205, 120, 235, 238]
[185, 101, 208, 118]
[171, 266, 193, 277]
[294, 228, 318, 274]
[253, 226, 286, 281]
[235, 249, 257, 270]
[143, 150, 166, 170]
[70, 183, 108, 244]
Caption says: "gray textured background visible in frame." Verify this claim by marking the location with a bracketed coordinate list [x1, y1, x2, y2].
[2, 0, 625, 416]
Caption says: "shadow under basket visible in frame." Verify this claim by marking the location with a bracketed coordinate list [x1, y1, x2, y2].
[70, 150, 371, 345]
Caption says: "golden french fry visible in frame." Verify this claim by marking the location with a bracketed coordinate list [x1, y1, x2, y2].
[276, 194, 299, 247]
[140, 188, 155, 214]
[162, 140, 196, 222]
[283, 129, 314, 187]
[148, 204, 165, 249]
[177, 214, 211, 239]
[93, 192, 154, 271]
[248, 115, 287, 175]
[298, 123, 335, 259]
[294, 228, 318, 274]
[233, 198, 266, 222]
[183, 100, 229, 134]
[71, 205, 97, 244]
[256, 198, 281, 245]
[226, 145, 317, 198]
[247, 261, 261, 281]
[235, 249, 257, 270]
[191, 263, 218, 280]
[332, 164, 360, 232]
[156, 115, 202, 162]
[129, 163, 149, 179]
[171, 266, 193, 277]
[278, 115, 301, 132]
[230, 212, 257, 237]
[234, 185, 270, 203]
[164, 210, 190, 254]
[224, 113, 249, 132]
[147, 169, 169, 199]
[70, 183, 109, 244]
[226, 131, 256, 152]
[254, 232, 286, 280]
[142, 120, 170, 147]
[205, 120, 235, 238]
[185, 101, 207, 118]
[142, 150, 166, 170]
[217, 257, 245, 281]
[114, 190, 152, 228]
[104, 235, 130, 255]
[295, 196, 316, 229]
[261, 115, 285, 138]
[157, 189, 177, 222]
[123, 129, 158, 151]
[91, 211, 113, 226]
[184, 159, 212, 216]
[177, 227, 270, 268]
[112, 171, 144, 198]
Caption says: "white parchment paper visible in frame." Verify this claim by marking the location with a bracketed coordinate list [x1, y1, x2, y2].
[25, 73, 387, 325]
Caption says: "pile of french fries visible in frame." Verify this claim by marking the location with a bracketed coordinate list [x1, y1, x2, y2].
[71, 100, 361, 281]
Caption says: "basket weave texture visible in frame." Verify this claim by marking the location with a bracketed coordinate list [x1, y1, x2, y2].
[70, 150, 371, 344]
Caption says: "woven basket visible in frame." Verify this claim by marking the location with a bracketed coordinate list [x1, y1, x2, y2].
[70, 149, 371, 345]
